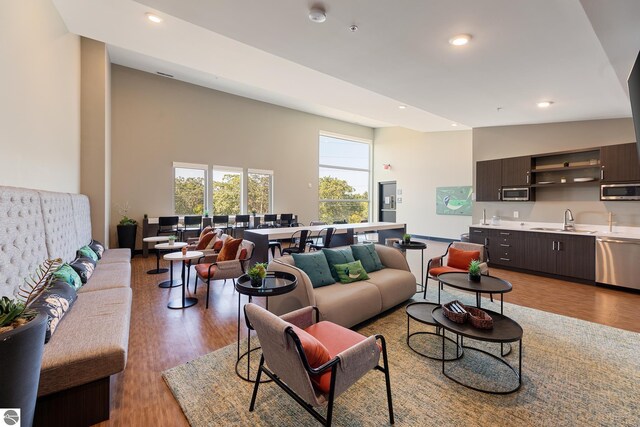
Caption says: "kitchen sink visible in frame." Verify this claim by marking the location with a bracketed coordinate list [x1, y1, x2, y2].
[529, 227, 596, 234]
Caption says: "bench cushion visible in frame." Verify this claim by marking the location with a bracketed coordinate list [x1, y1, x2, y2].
[99, 248, 131, 265]
[77, 262, 131, 293]
[38, 287, 132, 396]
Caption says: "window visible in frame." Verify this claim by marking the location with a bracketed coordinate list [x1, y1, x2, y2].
[212, 166, 242, 215]
[173, 163, 207, 215]
[248, 169, 273, 214]
[319, 134, 371, 223]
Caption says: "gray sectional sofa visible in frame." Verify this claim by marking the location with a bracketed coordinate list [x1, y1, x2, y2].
[267, 244, 417, 328]
[0, 186, 132, 426]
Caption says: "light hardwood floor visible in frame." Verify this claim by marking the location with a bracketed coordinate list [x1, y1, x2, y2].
[96, 243, 640, 426]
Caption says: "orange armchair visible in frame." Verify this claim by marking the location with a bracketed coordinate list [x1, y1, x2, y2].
[424, 241, 489, 299]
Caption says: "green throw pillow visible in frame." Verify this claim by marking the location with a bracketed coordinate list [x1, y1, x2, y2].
[78, 245, 98, 262]
[292, 251, 335, 288]
[350, 243, 385, 273]
[334, 260, 369, 284]
[52, 264, 83, 291]
[322, 247, 355, 282]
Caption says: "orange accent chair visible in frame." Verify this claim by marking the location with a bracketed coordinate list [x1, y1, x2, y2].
[424, 242, 489, 300]
[244, 303, 394, 426]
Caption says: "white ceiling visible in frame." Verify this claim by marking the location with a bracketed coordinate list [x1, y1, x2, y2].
[52, 0, 640, 132]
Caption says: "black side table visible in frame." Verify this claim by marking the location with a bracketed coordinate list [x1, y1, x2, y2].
[235, 271, 297, 382]
[406, 302, 462, 361]
[393, 241, 427, 293]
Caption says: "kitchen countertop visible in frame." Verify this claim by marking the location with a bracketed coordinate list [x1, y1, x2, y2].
[470, 221, 640, 239]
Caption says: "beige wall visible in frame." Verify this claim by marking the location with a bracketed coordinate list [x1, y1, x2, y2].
[473, 118, 640, 226]
[80, 38, 111, 245]
[373, 127, 473, 240]
[110, 65, 373, 247]
[0, 0, 80, 192]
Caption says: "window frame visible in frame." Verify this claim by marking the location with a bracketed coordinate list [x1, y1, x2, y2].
[172, 162, 209, 216]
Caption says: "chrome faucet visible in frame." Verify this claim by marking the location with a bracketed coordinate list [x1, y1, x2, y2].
[563, 209, 575, 231]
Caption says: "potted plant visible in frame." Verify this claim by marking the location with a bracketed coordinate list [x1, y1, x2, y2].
[251, 210, 257, 217]
[402, 233, 411, 244]
[116, 203, 137, 255]
[168, 235, 176, 245]
[204, 210, 209, 218]
[247, 263, 267, 287]
[0, 259, 60, 427]
[468, 260, 482, 282]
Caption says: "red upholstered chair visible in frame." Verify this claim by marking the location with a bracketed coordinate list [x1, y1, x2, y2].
[244, 303, 394, 427]
[424, 242, 489, 300]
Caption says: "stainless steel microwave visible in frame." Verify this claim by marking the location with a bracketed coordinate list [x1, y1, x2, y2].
[600, 183, 640, 200]
[501, 187, 530, 201]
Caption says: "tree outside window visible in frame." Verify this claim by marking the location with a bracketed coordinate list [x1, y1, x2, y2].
[174, 167, 206, 215]
[212, 169, 242, 215]
[248, 171, 272, 214]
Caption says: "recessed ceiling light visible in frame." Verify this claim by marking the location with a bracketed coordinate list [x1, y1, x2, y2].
[449, 34, 472, 46]
[451, 123, 459, 127]
[537, 101, 554, 108]
[309, 7, 326, 23]
[146, 13, 163, 23]
[398, 105, 407, 109]
[349, 25, 359, 32]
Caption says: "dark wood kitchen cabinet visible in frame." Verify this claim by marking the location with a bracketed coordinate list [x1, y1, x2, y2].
[476, 159, 502, 201]
[487, 229, 524, 269]
[524, 232, 595, 281]
[600, 143, 640, 183]
[501, 156, 531, 187]
[469, 227, 489, 245]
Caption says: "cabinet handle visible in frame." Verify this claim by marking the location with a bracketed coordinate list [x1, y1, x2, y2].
[600, 169, 604, 180]
[552, 241, 556, 251]
[473, 230, 483, 233]
[498, 189, 501, 200]
[557, 241, 562, 251]
[526, 173, 529, 184]
[500, 243, 510, 247]
[499, 257, 511, 261]
[499, 232, 510, 236]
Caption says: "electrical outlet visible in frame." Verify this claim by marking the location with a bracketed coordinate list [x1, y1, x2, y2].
[397, 197, 402, 203]
[513, 211, 519, 218]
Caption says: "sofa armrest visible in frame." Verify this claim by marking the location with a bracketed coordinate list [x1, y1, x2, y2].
[267, 258, 316, 315]
[375, 244, 410, 271]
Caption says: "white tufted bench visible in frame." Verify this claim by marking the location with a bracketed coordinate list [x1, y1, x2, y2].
[0, 186, 132, 427]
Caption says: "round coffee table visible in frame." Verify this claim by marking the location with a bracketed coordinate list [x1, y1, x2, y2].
[437, 272, 512, 314]
[163, 250, 202, 309]
[235, 271, 297, 382]
[405, 302, 462, 361]
[394, 241, 427, 292]
[143, 236, 171, 274]
[156, 242, 188, 288]
[432, 306, 523, 394]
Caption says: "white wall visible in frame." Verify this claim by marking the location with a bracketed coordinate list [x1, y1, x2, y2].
[373, 127, 473, 240]
[0, 0, 80, 192]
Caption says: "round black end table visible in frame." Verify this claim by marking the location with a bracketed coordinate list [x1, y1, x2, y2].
[235, 271, 297, 382]
[405, 302, 462, 361]
[393, 241, 427, 293]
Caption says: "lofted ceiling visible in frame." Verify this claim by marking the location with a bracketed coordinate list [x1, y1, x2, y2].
[52, 0, 640, 132]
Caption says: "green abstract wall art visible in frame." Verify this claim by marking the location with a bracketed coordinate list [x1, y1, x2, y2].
[436, 186, 472, 216]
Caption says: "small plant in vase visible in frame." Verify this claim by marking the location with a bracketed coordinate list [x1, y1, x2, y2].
[402, 233, 411, 244]
[468, 260, 482, 282]
[247, 263, 268, 287]
[168, 235, 176, 245]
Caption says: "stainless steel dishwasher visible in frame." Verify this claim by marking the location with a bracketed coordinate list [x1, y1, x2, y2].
[596, 236, 640, 290]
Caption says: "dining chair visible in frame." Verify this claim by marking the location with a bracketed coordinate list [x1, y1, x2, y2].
[212, 215, 230, 234]
[232, 214, 250, 237]
[263, 214, 278, 227]
[425, 242, 489, 300]
[257, 223, 282, 258]
[157, 216, 179, 236]
[309, 227, 335, 251]
[282, 229, 310, 255]
[279, 213, 294, 227]
[181, 215, 202, 240]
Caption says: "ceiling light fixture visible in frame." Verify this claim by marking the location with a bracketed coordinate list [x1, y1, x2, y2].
[451, 123, 459, 127]
[349, 25, 358, 32]
[398, 105, 407, 109]
[146, 13, 163, 23]
[309, 7, 326, 23]
[449, 34, 472, 46]
[537, 101, 554, 108]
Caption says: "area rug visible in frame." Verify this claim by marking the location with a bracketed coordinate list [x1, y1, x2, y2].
[162, 288, 640, 426]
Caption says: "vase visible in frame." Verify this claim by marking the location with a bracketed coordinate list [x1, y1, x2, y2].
[0, 314, 47, 427]
[469, 273, 481, 283]
[250, 277, 263, 287]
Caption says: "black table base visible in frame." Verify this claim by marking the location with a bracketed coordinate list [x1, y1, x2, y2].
[406, 302, 463, 361]
[159, 279, 181, 289]
[147, 267, 168, 275]
[167, 258, 198, 309]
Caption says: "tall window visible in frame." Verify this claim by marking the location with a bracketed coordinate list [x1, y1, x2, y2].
[319, 134, 370, 223]
[212, 166, 242, 215]
[173, 163, 207, 215]
[248, 169, 273, 214]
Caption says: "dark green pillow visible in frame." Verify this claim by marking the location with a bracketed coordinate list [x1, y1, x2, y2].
[52, 264, 82, 290]
[334, 260, 369, 284]
[322, 247, 356, 281]
[89, 240, 105, 259]
[78, 245, 98, 262]
[350, 243, 385, 273]
[292, 252, 335, 288]
[30, 279, 77, 343]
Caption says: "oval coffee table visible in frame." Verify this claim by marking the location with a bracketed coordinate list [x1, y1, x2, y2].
[405, 302, 462, 361]
[437, 272, 512, 314]
[432, 306, 523, 395]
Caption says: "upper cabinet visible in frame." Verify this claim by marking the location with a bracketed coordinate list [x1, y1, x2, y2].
[600, 143, 640, 183]
[476, 159, 502, 201]
[502, 156, 531, 187]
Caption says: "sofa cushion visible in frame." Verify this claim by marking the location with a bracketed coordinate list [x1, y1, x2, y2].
[322, 247, 355, 281]
[77, 245, 99, 262]
[313, 281, 382, 328]
[89, 240, 105, 259]
[292, 252, 335, 288]
[351, 244, 384, 273]
[77, 262, 131, 293]
[364, 268, 418, 310]
[69, 257, 96, 284]
[38, 287, 132, 396]
[99, 248, 131, 264]
[429, 266, 467, 277]
[52, 264, 83, 291]
[447, 247, 480, 270]
[334, 260, 369, 284]
[30, 279, 77, 343]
